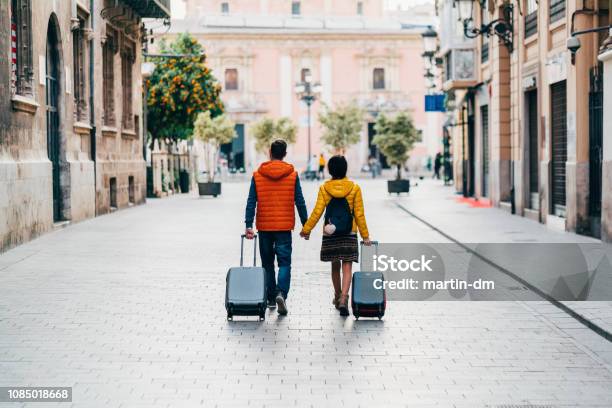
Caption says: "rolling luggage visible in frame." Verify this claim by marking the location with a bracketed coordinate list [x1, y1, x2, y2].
[225, 234, 267, 321]
[352, 241, 385, 320]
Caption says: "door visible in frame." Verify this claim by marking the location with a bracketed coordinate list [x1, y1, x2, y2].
[526, 89, 539, 209]
[480, 105, 489, 197]
[467, 107, 475, 197]
[550, 81, 567, 216]
[220, 123, 245, 172]
[589, 65, 603, 218]
[46, 22, 62, 221]
[367, 122, 388, 169]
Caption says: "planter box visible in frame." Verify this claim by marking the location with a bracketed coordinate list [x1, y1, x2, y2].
[387, 179, 410, 195]
[179, 170, 190, 193]
[198, 182, 221, 197]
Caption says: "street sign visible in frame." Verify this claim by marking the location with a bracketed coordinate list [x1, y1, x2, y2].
[425, 94, 446, 112]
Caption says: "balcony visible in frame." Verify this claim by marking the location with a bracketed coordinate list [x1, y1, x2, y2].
[123, 0, 170, 18]
[441, 48, 477, 91]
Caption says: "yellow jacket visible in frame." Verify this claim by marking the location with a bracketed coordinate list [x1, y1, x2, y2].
[301, 178, 369, 239]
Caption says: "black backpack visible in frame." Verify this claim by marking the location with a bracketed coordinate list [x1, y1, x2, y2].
[324, 187, 354, 236]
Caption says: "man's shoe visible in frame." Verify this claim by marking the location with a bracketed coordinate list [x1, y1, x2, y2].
[276, 293, 288, 315]
[267, 300, 276, 308]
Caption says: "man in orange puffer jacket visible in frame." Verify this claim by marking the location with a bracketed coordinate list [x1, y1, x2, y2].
[244, 140, 308, 315]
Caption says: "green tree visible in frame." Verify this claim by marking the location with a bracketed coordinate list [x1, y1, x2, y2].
[250, 117, 297, 154]
[372, 112, 421, 180]
[193, 112, 236, 182]
[318, 102, 364, 154]
[147, 33, 224, 145]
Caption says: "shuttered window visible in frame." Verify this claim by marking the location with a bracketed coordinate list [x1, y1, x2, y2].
[550, 81, 567, 214]
[121, 38, 135, 130]
[10, 0, 33, 96]
[103, 27, 117, 126]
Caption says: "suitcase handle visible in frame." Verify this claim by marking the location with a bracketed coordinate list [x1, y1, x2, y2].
[240, 234, 258, 267]
[359, 240, 379, 263]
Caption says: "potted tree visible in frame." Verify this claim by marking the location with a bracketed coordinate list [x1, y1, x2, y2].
[373, 112, 421, 195]
[319, 102, 364, 154]
[250, 117, 297, 155]
[193, 111, 236, 197]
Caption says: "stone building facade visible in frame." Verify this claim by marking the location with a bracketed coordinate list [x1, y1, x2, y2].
[0, 0, 169, 252]
[437, 0, 611, 241]
[165, 0, 439, 173]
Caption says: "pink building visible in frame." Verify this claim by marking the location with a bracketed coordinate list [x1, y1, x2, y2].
[168, 0, 438, 173]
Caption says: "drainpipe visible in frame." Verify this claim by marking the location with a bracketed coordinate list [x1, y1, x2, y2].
[89, 0, 97, 215]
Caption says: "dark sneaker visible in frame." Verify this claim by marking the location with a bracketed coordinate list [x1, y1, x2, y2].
[267, 300, 276, 308]
[276, 293, 288, 315]
[338, 295, 349, 317]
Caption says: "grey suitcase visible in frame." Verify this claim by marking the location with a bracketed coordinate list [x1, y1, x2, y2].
[352, 241, 385, 320]
[225, 234, 266, 321]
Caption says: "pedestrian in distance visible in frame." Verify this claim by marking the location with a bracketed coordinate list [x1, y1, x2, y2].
[244, 140, 308, 316]
[300, 155, 372, 316]
[434, 152, 442, 180]
[317, 153, 325, 180]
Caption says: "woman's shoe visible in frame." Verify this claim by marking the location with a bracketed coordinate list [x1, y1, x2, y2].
[338, 295, 349, 317]
[333, 291, 341, 310]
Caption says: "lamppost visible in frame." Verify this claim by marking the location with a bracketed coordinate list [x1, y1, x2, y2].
[454, 0, 514, 52]
[295, 72, 321, 165]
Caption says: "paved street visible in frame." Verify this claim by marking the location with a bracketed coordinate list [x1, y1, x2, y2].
[1, 177, 612, 407]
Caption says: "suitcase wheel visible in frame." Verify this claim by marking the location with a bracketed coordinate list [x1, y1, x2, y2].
[227, 314, 233, 321]
[378, 316, 383, 320]
[354, 315, 359, 320]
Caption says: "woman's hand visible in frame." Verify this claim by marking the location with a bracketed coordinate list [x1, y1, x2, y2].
[363, 238, 372, 246]
[299, 230, 310, 240]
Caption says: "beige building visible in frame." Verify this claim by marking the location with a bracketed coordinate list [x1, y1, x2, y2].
[438, 0, 611, 241]
[165, 0, 439, 174]
[0, 0, 169, 252]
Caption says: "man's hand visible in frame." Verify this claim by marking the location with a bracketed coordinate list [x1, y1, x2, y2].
[299, 230, 310, 240]
[245, 228, 255, 239]
[363, 238, 372, 246]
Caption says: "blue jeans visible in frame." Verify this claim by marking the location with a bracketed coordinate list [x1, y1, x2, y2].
[258, 231, 292, 301]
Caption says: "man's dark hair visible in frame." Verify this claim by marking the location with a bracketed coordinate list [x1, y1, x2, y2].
[328, 155, 348, 179]
[270, 140, 287, 159]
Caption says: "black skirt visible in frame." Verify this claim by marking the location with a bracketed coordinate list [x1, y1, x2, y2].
[320, 234, 358, 262]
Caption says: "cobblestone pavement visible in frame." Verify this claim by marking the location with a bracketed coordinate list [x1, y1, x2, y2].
[0, 178, 611, 407]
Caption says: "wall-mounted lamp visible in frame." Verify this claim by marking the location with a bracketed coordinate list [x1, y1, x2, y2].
[455, 0, 514, 53]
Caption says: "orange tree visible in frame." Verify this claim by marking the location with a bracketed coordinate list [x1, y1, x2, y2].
[147, 33, 224, 145]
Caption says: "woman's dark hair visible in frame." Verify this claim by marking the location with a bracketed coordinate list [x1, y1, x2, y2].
[328, 155, 348, 179]
[270, 140, 287, 159]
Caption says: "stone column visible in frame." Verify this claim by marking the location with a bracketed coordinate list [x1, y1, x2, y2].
[599, 42, 612, 242]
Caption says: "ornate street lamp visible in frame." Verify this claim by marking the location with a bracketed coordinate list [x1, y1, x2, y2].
[295, 72, 321, 164]
[455, 0, 514, 52]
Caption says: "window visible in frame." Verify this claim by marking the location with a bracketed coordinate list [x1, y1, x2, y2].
[373, 68, 385, 90]
[292, 1, 301, 15]
[549, 0, 565, 23]
[480, 2, 489, 62]
[221, 2, 229, 14]
[300, 68, 311, 82]
[102, 26, 117, 126]
[444, 52, 452, 81]
[525, 0, 538, 37]
[224, 68, 238, 90]
[73, 10, 89, 122]
[110, 177, 117, 208]
[10, 0, 33, 96]
[357, 1, 363, 15]
[121, 37, 135, 130]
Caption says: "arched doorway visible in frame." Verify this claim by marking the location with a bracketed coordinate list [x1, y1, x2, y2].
[46, 16, 62, 221]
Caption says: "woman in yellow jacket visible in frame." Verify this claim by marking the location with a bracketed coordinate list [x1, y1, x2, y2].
[300, 155, 372, 316]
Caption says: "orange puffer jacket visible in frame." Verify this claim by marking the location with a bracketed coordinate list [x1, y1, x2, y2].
[253, 160, 298, 231]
